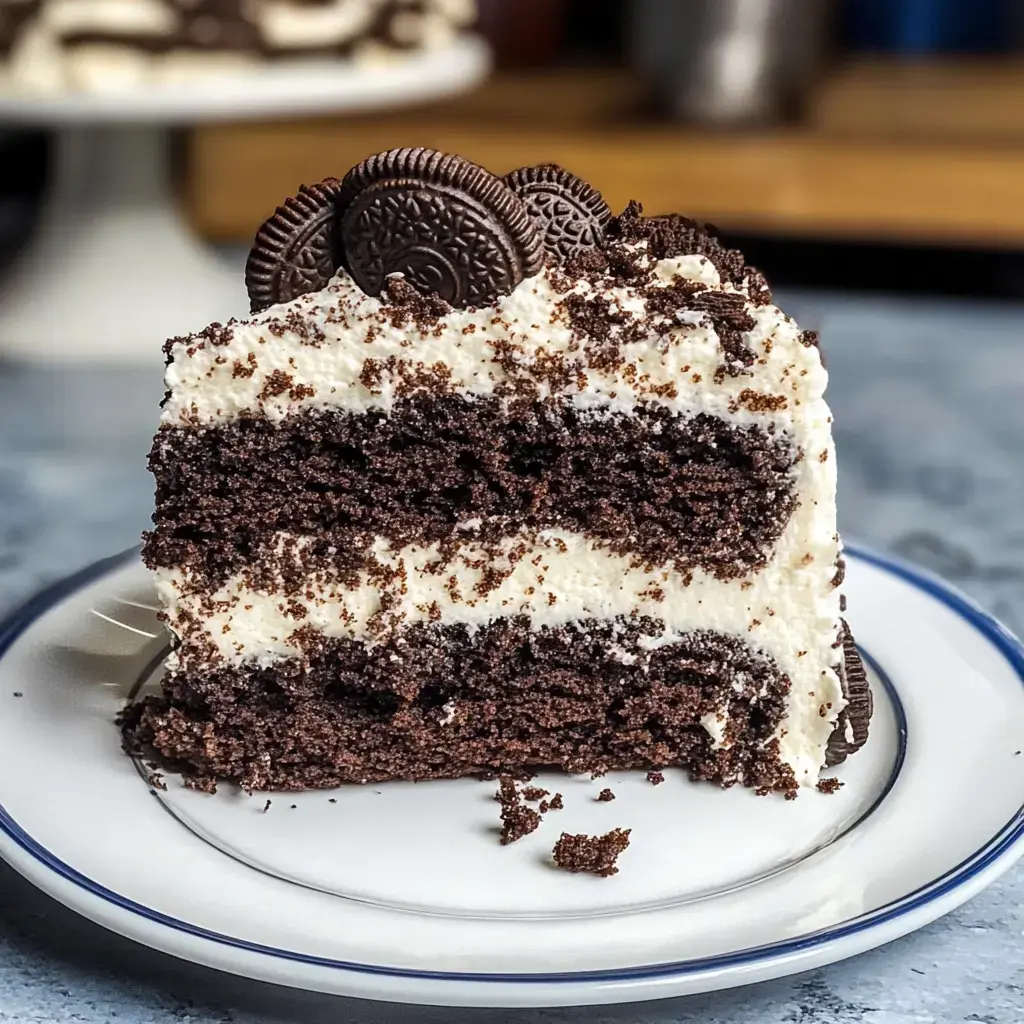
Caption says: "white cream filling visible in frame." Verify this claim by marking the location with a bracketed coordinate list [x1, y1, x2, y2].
[257, 0, 473, 48]
[41, 0, 175, 36]
[257, 1, 375, 49]
[158, 516, 844, 786]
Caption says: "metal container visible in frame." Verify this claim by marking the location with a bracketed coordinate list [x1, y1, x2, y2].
[631, 0, 834, 126]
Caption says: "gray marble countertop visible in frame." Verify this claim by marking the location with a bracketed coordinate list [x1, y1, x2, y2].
[0, 289, 1021, 1023]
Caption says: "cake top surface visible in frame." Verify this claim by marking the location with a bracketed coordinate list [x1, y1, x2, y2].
[162, 147, 826, 431]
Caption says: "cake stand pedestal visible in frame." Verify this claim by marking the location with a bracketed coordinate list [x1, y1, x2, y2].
[0, 40, 490, 363]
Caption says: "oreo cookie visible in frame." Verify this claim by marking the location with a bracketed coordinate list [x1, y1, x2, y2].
[825, 621, 873, 767]
[503, 164, 611, 263]
[336, 148, 545, 308]
[244, 178, 343, 313]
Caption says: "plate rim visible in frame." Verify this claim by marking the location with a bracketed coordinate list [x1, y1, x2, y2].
[0, 37, 491, 125]
[0, 543, 1021, 988]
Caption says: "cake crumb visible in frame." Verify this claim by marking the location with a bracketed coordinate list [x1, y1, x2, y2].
[328, 797, 337, 803]
[11, 692, 22, 698]
[184, 774, 217, 794]
[597, 788, 615, 802]
[539, 792, 564, 813]
[521, 786, 549, 802]
[646, 771, 665, 786]
[261, 799, 272, 813]
[817, 778, 843, 794]
[552, 828, 631, 877]
[497, 776, 541, 845]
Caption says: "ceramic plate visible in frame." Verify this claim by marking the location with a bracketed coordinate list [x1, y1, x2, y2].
[0, 545, 1020, 1008]
[0, 37, 490, 123]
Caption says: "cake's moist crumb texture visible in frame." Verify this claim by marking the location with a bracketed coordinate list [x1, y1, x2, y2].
[552, 829, 632, 877]
[496, 777, 541, 845]
[145, 399, 799, 585]
[646, 771, 665, 786]
[121, 620, 797, 794]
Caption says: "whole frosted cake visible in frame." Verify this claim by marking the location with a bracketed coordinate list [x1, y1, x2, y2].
[124, 147, 872, 795]
[0, 0, 474, 91]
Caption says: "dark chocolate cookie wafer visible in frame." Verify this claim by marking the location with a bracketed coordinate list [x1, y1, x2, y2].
[503, 164, 611, 263]
[336, 148, 544, 308]
[825, 620, 873, 767]
[245, 178, 343, 313]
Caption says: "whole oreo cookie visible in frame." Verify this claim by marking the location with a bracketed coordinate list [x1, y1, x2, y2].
[825, 621, 873, 767]
[503, 164, 611, 263]
[245, 178, 343, 313]
[336, 148, 545, 308]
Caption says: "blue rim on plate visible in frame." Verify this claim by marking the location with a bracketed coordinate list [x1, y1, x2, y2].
[0, 543, 1020, 985]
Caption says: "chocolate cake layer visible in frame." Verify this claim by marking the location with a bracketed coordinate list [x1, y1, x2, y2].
[146, 398, 799, 584]
[124, 619, 797, 793]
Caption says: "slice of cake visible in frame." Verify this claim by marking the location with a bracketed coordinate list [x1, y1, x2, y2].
[125, 147, 872, 794]
[0, 1, 475, 92]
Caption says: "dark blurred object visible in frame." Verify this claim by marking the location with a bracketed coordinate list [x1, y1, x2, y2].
[475, 0, 569, 67]
[0, 130, 48, 272]
[726, 233, 1024, 300]
[843, 0, 1017, 54]
[631, 0, 834, 126]
[563, 0, 627, 61]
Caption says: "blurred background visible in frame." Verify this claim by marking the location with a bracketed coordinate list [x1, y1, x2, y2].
[0, 0, 1021, 616]
[6, 0, 1024, 299]
[0, 3, 1022, 1021]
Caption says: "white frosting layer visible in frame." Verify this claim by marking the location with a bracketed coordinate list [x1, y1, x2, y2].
[158, 519, 844, 786]
[258, 0, 469, 50]
[41, 0, 173, 35]
[162, 254, 823, 433]
[258, 1, 376, 49]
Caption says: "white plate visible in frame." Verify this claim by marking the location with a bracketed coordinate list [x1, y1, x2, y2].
[0, 545, 1021, 1008]
[0, 37, 490, 123]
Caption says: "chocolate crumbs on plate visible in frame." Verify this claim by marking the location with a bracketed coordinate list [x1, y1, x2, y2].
[497, 776, 541, 845]
[552, 828, 631, 877]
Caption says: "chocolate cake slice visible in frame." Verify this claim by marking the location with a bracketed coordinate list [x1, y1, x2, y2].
[125, 147, 871, 794]
[0, 1, 475, 91]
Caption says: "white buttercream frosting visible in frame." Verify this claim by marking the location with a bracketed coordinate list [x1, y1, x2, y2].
[162, 253, 825, 431]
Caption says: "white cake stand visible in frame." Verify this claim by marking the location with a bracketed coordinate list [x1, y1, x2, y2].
[0, 37, 490, 363]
